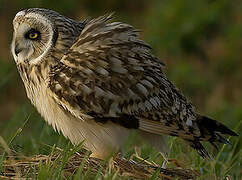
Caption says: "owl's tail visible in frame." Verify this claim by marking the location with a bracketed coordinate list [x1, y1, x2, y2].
[188, 115, 238, 159]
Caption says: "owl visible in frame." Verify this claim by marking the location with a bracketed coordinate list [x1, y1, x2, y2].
[11, 8, 237, 160]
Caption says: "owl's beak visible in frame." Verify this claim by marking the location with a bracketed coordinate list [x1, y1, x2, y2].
[15, 43, 23, 56]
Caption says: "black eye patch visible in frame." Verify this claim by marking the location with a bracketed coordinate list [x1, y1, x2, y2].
[25, 28, 41, 40]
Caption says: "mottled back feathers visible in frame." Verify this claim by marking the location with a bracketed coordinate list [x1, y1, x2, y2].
[47, 14, 238, 158]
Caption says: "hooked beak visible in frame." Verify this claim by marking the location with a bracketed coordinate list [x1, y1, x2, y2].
[14, 43, 23, 56]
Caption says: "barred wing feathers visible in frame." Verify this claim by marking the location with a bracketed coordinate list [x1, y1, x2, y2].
[48, 14, 238, 158]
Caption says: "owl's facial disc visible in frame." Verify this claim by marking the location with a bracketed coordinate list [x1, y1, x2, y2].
[11, 12, 54, 65]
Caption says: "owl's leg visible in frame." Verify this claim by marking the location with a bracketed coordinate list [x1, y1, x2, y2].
[139, 131, 170, 168]
[162, 161, 167, 168]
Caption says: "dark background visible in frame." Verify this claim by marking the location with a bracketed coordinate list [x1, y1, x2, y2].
[0, 0, 241, 173]
[1, 0, 241, 128]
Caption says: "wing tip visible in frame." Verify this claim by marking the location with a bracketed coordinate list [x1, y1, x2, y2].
[198, 115, 238, 137]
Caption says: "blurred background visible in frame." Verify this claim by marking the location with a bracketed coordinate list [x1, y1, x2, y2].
[0, 0, 241, 156]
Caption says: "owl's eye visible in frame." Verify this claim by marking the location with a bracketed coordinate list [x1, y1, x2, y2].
[25, 29, 40, 40]
[29, 32, 38, 39]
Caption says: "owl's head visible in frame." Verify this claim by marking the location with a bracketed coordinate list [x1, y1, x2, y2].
[11, 8, 84, 65]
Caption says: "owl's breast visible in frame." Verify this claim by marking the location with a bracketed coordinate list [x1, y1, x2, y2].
[21, 73, 132, 159]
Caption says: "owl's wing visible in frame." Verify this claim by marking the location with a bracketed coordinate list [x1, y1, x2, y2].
[48, 14, 237, 158]
[48, 14, 201, 139]
[48, 15, 179, 119]
[49, 15, 165, 115]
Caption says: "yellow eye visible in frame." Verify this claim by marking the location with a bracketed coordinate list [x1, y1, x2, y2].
[29, 32, 38, 39]
[25, 29, 40, 40]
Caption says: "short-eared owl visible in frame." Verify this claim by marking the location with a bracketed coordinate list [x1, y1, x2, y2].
[11, 8, 237, 159]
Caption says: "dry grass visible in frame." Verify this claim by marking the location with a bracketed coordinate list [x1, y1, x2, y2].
[0, 146, 200, 180]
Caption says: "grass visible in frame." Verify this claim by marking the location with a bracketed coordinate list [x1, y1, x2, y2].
[0, 1, 241, 178]
[0, 103, 241, 179]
